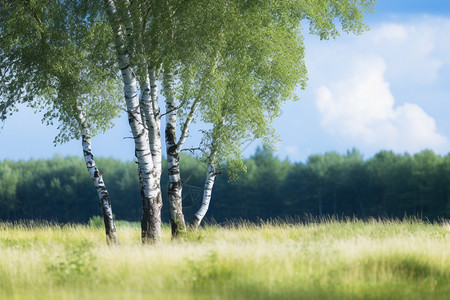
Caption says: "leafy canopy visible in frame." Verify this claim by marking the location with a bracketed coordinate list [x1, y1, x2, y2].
[0, 0, 122, 143]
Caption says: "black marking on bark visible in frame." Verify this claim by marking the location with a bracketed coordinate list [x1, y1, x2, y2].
[94, 170, 104, 178]
[135, 148, 150, 153]
[125, 93, 138, 100]
[167, 145, 177, 154]
[142, 170, 152, 176]
[134, 129, 146, 140]
[83, 150, 93, 158]
[168, 181, 182, 189]
[168, 166, 180, 175]
[140, 152, 152, 158]
[172, 152, 180, 160]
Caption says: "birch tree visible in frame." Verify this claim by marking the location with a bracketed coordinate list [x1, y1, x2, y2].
[159, 1, 306, 229]
[103, 0, 168, 243]
[133, 0, 375, 233]
[0, 0, 122, 243]
[178, 0, 376, 227]
[101, 0, 374, 238]
[2, 0, 375, 241]
[152, 0, 305, 234]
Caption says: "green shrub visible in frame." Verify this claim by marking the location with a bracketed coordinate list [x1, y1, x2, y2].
[88, 215, 104, 228]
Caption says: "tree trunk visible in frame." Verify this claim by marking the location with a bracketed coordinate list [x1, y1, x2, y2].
[148, 69, 162, 179]
[80, 113, 119, 244]
[139, 70, 164, 239]
[139, 69, 163, 210]
[105, 0, 162, 244]
[163, 72, 186, 237]
[192, 159, 216, 229]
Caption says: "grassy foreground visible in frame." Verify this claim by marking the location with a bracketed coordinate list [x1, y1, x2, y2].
[1, 219, 450, 299]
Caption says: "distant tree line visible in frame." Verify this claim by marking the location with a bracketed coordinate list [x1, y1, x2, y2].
[1, 148, 450, 223]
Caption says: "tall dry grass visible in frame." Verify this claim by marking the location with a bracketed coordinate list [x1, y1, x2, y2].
[1, 218, 450, 299]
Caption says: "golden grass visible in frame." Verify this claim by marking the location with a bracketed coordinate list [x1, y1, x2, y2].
[1, 219, 450, 299]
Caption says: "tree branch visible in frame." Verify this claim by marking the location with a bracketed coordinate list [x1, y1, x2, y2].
[180, 147, 204, 155]
[159, 98, 188, 118]
[176, 98, 199, 153]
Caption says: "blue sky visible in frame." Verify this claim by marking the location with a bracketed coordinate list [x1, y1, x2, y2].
[1, 0, 450, 162]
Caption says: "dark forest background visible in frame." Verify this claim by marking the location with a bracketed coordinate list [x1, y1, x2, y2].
[1, 148, 450, 224]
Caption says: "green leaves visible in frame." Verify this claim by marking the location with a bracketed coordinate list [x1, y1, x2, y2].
[1, 0, 375, 153]
[0, 0, 121, 143]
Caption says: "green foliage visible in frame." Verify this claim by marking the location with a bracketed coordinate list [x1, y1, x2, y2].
[47, 246, 97, 285]
[2, 147, 450, 224]
[0, 163, 18, 207]
[171, 0, 308, 171]
[0, 156, 142, 222]
[1, 0, 376, 184]
[117, 0, 375, 175]
[0, 0, 122, 143]
[88, 215, 104, 228]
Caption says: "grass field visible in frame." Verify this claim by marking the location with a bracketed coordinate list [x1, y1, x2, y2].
[1, 218, 450, 299]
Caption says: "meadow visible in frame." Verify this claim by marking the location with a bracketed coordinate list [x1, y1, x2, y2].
[1, 218, 450, 299]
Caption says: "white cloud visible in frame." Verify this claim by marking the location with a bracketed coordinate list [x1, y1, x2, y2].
[315, 56, 449, 154]
[306, 18, 450, 87]
[371, 24, 408, 43]
[368, 22, 444, 85]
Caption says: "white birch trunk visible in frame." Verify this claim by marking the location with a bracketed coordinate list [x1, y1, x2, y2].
[192, 157, 217, 229]
[149, 69, 162, 179]
[163, 72, 186, 236]
[79, 111, 119, 244]
[105, 0, 162, 244]
[139, 70, 163, 229]
[139, 69, 162, 180]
